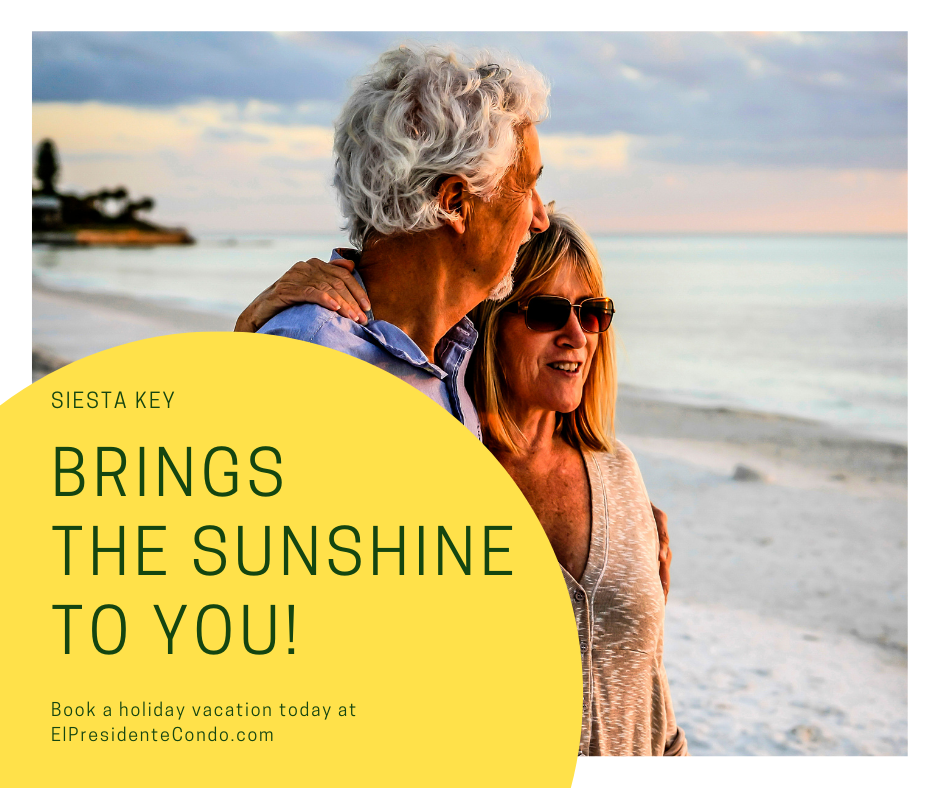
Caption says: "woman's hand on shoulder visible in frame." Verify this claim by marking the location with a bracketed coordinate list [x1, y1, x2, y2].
[234, 255, 370, 332]
[651, 503, 672, 603]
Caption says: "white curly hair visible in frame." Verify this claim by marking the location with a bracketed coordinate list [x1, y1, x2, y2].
[333, 43, 550, 249]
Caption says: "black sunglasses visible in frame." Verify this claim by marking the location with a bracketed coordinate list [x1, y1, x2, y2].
[509, 295, 615, 333]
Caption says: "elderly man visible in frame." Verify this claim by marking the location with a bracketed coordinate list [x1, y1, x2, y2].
[246, 45, 550, 438]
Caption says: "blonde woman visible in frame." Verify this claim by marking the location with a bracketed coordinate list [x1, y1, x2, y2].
[466, 211, 686, 756]
[237, 211, 686, 756]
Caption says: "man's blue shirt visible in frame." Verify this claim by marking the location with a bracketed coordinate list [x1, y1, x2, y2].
[257, 252, 481, 440]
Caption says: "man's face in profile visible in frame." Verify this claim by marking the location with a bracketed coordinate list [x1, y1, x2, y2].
[468, 123, 547, 302]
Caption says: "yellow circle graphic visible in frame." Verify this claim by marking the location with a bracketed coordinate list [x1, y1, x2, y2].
[1, 333, 581, 785]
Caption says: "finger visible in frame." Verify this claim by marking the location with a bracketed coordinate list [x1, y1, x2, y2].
[328, 266, 371, 313]
[327, 256, 356, 273]
[276, 281, 341, 313]
[308, 282, 365, 323]
[325, 290, 364, 323]
[275, 279, 364, 323]
[298, 257, 372, 310]
[275, 268, 354, 315]
[651, 504, 669, 547]
[651, 502, 667, 526]
[317, 276, 369, 322]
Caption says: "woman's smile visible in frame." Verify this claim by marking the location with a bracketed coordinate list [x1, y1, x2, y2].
[546, 359, 583, 375]
[498, 262, 599, 419]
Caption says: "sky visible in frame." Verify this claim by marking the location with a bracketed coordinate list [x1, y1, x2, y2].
[31, 31, 908, 235]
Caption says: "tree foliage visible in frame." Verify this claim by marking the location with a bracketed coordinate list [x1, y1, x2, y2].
[35, 139, 59, 194]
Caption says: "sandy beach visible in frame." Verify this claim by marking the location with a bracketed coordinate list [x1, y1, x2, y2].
[618, 397, 907, 754]
[33, 281, 908, 755]
[32, 282, 233, 380]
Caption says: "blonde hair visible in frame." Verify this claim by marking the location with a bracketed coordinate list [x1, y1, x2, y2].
[467, 210, 616, 454]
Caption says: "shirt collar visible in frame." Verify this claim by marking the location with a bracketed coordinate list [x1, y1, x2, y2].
[329, 248, 477, 380]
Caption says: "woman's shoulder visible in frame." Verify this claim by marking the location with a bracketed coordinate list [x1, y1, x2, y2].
[590, 439, 640, 476]
[588, 439, 651, 498]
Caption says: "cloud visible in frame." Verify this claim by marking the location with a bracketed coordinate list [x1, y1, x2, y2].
[540, 133, 631, 171]
[259, 156, 331, 172]
[31, 34, 907, 234]
[33, 32, 906, 171]
[202, 127, 271, 144]
[32, 32, 358, 106]
[33, 102, 334, 161]
[539, 161, 907, 234]
[32, 98, 907, 234]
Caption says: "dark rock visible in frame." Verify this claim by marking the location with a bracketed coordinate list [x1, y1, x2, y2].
[732, 463, 766, 482]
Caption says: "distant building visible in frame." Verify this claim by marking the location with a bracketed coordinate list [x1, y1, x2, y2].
[32, 194, 62, 229]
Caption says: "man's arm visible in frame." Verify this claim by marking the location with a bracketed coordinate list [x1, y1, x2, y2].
[234, 256, 370, 332]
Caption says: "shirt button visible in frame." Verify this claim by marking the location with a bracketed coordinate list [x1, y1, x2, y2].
[580, 640, 588, 652]
[575, 591, 584, 601]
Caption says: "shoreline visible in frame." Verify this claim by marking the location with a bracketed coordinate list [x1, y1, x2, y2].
[34, 281, 907, 445]
[616, 390, 907, 498]
[617, 381, 906, 446]
[33, 280, 235, 330]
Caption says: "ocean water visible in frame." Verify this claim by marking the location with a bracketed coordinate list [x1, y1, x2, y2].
[33, 234, 907, 442]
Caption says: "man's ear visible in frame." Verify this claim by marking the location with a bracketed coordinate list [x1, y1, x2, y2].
[437, 176, 470, 234]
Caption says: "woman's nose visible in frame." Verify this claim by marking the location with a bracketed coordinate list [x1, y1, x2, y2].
[557, 308, 587, 348]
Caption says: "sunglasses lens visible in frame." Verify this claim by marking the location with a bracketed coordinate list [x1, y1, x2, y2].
[579, 299, 614, 333]
[519, 296, 615, 333]
[525, 297, 571, 331]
